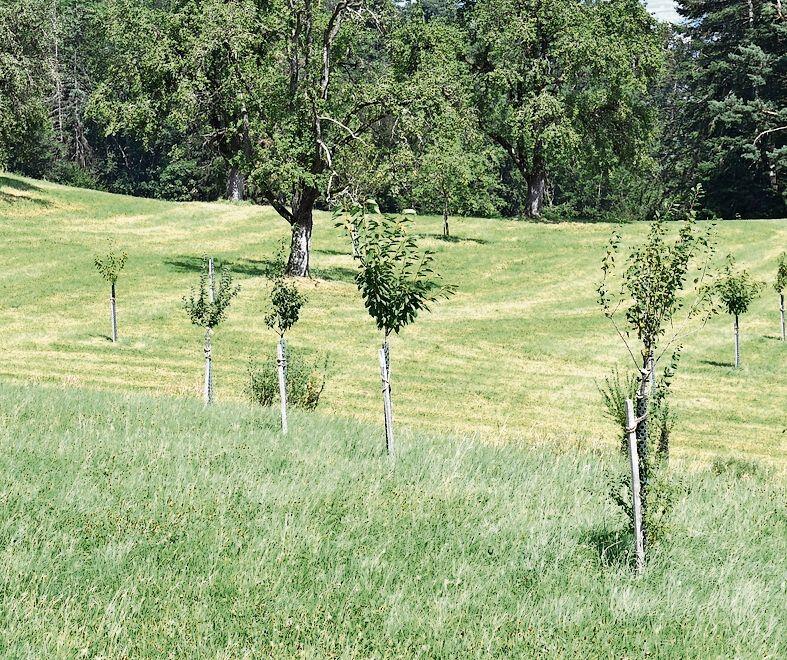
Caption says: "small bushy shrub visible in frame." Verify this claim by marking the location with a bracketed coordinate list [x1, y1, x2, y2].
[248, 351, 327, 411]
[711, 457, 766, 480]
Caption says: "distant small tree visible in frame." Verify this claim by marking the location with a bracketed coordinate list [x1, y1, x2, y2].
[774, 253, 787, 342]
[263, 241, 306, 434]
[94, 241, 127, 343]
[337, 201, 454, 456]
[598, 190, 716, 552]
[183, 256, 239, 405]
[715, 256, 763, 368]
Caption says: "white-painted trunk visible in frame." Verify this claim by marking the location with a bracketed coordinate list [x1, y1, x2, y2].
[204, 328, 213, 405]
[780, 293, 785, 341]
[379, 347, 394, 457]
[110, 282, 117, 343]
[734, 315, 740, 368]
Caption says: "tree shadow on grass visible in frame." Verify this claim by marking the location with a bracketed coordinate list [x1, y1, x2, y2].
[699, 359, 734, 368]
[416, 232, 488, 245]
[0, 176, 52, 207]
[166, 255, 356, 283]
[581, 527, 635, 570]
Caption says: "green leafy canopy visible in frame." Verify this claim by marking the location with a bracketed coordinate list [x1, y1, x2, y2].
[94, 240, 127, 285]
[183, 256, 240, 329]
[336, 202, 455, 337]
[715, 255, 764, 317]
[263, 241, 306, 337]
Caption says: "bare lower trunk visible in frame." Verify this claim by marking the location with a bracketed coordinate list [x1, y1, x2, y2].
[443, 202, 449, 237]
[625, 398, 645, 573]
[525, 170, 546, 218]
[204, 328, 213, 405]
[226, 167, 245, 201]
[780, 293, 785, 341]
[635, 354, 650, 548]
[379, 339, 394, 457]
[110, 282, 117, 343]
[277, 337, 288, 435]
[734, 315, 740, 368]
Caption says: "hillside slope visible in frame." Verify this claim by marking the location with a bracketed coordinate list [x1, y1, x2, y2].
[1, 174, 786, 465]
[0, 382, 784, 656]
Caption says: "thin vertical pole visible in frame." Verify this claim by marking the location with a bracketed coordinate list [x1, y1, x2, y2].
[277, 338, 288, 435]
[734, 314, 740, 368]
[204, 328, 212, 405]
[110, 281, 118, 343]
[379, 348, 394, 457]
[779, 293, 785, 342]
[626, 398, 645, 574]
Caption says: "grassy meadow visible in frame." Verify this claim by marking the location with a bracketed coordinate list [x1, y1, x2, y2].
[1, 174, 785, 468]
[0, 381, 784, 656]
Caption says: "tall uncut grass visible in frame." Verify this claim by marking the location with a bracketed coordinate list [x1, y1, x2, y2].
[0, 382, 783, 656]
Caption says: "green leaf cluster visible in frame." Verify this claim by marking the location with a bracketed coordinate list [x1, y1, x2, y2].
[336, 203, 454, 337]
[715, 255, 763, 317]
[93, 241, 128, 285]
[263, 242, 306, 338]
[774, 253, 787, 295]
[183, 257, 240, 329]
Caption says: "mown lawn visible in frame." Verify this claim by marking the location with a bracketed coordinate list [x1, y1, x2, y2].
[1, 174, 786, 467]
[0, 382, 784, 657]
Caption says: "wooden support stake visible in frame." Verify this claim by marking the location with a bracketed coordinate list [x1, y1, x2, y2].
[626, 398, 645, 574]
[203, 328, 212, 406]
[734, 314, 740, 368]
[277, 338, 288, 435]
[379, 348, 394, 457]
[110, 282, 118, 343]
[779, 293, 785, 342]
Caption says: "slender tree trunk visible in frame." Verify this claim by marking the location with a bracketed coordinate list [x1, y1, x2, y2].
[734, 314, 740, 368]
[110, 282, 117, 343]
[525, 169, 546, 219]
[226, 167, 245, 201]
[379, 339, 394, 457]
[277, 337, 288, 435]
[625, 398, 645, 573]
[286, 188, 318, 277]
[635, 353, 650, 548]
[204, 328, 213, 405]
[443, 201, 449, 237]
[780, 293, 785, 341]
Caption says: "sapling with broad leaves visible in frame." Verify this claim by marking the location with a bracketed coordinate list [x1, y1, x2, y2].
[337, 201, 454, 457]
[183, 256, 239, 405]
[263, 242, 306, 434]
[774, 253, 786, 342]
[715, 256, 763, 368]
[94, 241, 127, 342]
[597, 189, 716, 560]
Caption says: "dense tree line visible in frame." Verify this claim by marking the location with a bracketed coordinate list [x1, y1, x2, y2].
[1, 0, 785, 272]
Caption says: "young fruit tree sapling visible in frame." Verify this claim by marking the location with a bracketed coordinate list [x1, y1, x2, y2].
[337, 201, 454, 457]
[183, 256, 239, 405]
[264, 243, 306, 434]
[774, 252, 786, 342]
[714, 255, 763, 368]
[94, 241, 127, 342]
[597, 189, 716, 560]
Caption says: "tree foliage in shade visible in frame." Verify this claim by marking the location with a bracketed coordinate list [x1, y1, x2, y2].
[336, 202, 454, 338]
[670, 0, 787, 217]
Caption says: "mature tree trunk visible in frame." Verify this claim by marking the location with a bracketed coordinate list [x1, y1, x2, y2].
[109, 282, 118, 343]
[286, 187, 318, 277]
[525, 169, 546, 218]
[734, 314, 740, 368]
[443, 201, 450, 237]
[780, 293, 785, 341]
[226, 167, 245, 201]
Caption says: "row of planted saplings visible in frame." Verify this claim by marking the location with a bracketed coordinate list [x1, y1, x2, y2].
[94, 201, 454, 455]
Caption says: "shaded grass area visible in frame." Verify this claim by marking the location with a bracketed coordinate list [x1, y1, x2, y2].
[1, 174, 786, 468]
[0, 382, 784, 656]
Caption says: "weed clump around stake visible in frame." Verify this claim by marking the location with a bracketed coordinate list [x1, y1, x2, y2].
[337, 200, 454, 457]
[94, 240, 127, 343]
[183, 256, 239, 405]
[714, 255, 763, 368]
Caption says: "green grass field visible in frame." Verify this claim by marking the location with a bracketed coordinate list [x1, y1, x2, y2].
[0, 382, 784, 656]
[2, 174, 785, 468]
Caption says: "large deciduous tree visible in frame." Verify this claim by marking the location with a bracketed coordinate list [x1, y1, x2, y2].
[470, 0, 664, 218]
